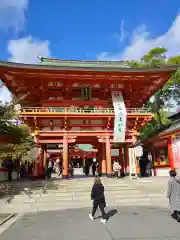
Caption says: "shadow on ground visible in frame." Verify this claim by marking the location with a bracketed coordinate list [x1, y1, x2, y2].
[1, 206, 180, 240]
[0, 180, 62, 203]
[94, 209, 118, 220]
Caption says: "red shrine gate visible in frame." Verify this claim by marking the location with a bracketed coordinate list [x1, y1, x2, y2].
[0, 58, 178, 178]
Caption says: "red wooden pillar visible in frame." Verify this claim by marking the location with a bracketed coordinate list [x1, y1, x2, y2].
[119, 146, 124, 169]
[96, 144, 101, 172]
[43, 144, 47, 168]
[62, 134, 69, 178]
[106, 137, 112, 176]
[151, 146, 157, 176]
[168, 137, 174, 169]
[101, 143, 107, 175]
[38, 146, 43, 177]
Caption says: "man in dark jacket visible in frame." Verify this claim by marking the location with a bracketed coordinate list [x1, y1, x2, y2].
[89, 176, 107, 224]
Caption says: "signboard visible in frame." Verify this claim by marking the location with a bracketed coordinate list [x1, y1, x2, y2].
[111, 149, 119, 156]
[81, 87, 91, 101]
[111, 91, 127, 142]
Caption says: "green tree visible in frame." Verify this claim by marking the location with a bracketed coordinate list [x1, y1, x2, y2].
[125, 47, 180, 140]
[126, 47, 180, 106]
[0, 99, 35, 160]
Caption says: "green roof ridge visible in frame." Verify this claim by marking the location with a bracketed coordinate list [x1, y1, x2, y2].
[37, 57, 128, 68]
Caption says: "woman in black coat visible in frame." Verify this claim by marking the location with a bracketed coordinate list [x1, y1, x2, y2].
[89, 176, 107, 224]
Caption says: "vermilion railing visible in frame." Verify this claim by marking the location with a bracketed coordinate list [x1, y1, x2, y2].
[21, 107, 152, 114]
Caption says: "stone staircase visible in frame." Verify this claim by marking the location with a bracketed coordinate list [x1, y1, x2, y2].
[0, 177, 169, 213]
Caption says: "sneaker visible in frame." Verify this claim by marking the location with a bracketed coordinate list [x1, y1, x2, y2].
[171, 212, 177, 220]
[100, 218, 107, 224]
[89, 214, 94, 220]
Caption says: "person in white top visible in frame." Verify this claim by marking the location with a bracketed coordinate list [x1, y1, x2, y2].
[113, 161, 122, 179]
[55, 158, 60, 177]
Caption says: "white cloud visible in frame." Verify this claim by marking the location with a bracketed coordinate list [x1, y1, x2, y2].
[8, 36, 51, 63]
[0, 36, 51, 102]
[0, 86, 12, 103]
[119, 20, 125, 42]
[112, 20, 127, 43]
[0, 0, 28, 31]
[98, 14, 180, 61]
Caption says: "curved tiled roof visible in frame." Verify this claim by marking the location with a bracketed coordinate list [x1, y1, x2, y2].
[0, 60, 179, 73]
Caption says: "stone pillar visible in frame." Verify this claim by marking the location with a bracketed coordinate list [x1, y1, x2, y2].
[168, 137, 174, 169]
[106, 137, 112, 177]
[62, 134, 69, 178]
[101, 143, 107, 176]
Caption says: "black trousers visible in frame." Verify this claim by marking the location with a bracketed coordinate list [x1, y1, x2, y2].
[92, 201, 106, 219]
[114, 171, 119, 178]
[92, 170, 96, 176]
[8, 170, 12, 181]
[47, 167, 52, 178]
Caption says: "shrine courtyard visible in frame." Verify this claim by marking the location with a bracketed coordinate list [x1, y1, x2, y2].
[1, 206, 180, 240]
[0, 177, 180, 239]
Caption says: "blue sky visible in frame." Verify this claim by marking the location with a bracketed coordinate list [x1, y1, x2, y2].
[0, 0, 180, 101]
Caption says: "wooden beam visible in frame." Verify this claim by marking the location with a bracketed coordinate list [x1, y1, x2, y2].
[38, 139, 76, 143]
[38, 131, 113, 137]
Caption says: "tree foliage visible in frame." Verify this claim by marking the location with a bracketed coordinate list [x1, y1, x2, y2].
[0, 98, 35, 160]
[125, 47, 180, 106]
[125, 47, 180, 140]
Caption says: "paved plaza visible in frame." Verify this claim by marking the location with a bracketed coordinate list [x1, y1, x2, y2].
[1, 177, 178, 239]
[1, 206, 180, 240]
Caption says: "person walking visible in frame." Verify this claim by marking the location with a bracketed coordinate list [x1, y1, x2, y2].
[55, 157, 60, 177]
[83, 163, 89, 176]
[89, 176, 107, 224]
[7, 160, 13, 181]
[113, 160, 121, 179]
[47, 158, 53, 179]
[69, 163, 74, 178]
[92, 162, 96, 176]
[167, 169, 180, 222]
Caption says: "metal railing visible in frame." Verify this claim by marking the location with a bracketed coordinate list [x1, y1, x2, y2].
[21, 107, 152, 114]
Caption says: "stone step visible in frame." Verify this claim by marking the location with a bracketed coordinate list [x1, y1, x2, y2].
[114, 197, 150, 203]
[12, 199, 154, 207]
[43, 189, 143, 196]
[148, 193, 166, 197]
[5, 197, 168, 208]
[12, 195, 167, 206]
[13, 192, 151, 201]
[113, 194, 146, 199]
[2, 198, 168, 213]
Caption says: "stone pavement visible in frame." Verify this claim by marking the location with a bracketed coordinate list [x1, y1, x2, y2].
[1, 206, 180, 240]
[0, 177, 170, 213]
[0, 214, 11, 226]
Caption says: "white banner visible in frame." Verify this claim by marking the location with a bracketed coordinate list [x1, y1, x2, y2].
[111, 91, 127, 142]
